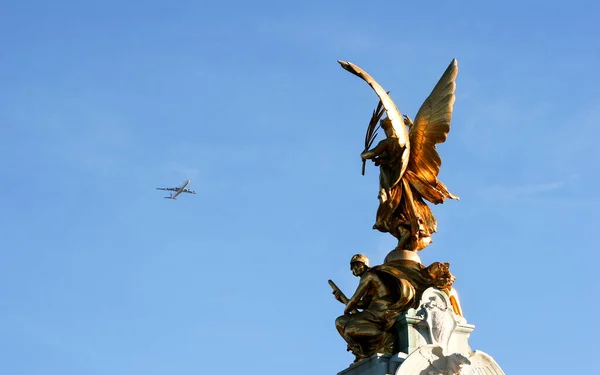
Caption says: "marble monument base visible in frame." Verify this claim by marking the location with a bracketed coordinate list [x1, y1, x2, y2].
[337, 288, 505, 375]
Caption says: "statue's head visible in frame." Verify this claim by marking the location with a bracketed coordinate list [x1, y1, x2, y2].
[350, 254, 370, 276]
[380, 117, 396, 137]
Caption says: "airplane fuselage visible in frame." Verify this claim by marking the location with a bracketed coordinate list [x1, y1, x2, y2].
[170, 179, 190, 199]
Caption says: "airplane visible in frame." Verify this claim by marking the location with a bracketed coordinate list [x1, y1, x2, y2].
[156, 179, 196, 199]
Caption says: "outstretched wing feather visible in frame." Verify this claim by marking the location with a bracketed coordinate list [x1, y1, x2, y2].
[408, 59, 458, 185]
[461, 351, 506, 375]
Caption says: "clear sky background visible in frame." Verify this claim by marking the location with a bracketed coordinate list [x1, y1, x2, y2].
[1, 1, 599, 374]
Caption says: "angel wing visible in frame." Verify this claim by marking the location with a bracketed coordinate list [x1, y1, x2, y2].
[460, 351, 505, 375]
[394, 345, 445, 375]
[338, 60, 410, 186]
[405, 59, 459, 204]
[395, 345, 505, 375]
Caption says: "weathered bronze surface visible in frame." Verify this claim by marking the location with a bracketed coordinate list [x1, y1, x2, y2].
[331, 254, 456, 361]
[339, 59, 459, 253]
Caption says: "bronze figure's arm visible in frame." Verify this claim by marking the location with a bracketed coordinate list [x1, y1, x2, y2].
[361, 139, 390, 161]
[345, 275, 372, 314]
[329, 279, 359, 313]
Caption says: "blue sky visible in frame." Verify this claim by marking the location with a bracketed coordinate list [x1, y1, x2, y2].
[1, 1, 599, 374]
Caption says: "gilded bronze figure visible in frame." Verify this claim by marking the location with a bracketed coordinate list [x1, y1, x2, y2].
[331, 254, 457, 361]
[329, 59, 467, 363]
[338, 59, 459, 253]
[329, 59, 504, 374]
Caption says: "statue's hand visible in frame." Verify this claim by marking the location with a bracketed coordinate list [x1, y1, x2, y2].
[332, 290, 344, 303]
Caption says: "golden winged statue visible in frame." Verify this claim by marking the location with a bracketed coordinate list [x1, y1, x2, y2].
[339, 59, 459, 252]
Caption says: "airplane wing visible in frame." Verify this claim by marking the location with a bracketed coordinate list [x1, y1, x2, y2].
[183, 189, 196, 194]
[156, 187, 178, 192]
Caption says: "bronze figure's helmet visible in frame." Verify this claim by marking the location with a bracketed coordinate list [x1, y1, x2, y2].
[350, 254, 370, 267]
